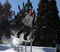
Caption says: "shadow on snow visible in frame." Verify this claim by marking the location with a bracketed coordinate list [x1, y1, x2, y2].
[42, 47, 55, 52]
[0, 45, 9, 51]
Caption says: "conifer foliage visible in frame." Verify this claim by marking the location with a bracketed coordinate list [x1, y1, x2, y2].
[0, 2, 3, 20]
[13, 0, 34, 30]
[3, 0, 12, 20]
[0, 0, 12, 36]
[35, 0, 59, 46]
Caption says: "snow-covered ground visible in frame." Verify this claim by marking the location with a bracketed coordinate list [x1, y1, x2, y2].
[0, 44, 55, 52]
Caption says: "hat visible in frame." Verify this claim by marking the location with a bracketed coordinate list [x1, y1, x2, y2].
[29, 10, 33, 14]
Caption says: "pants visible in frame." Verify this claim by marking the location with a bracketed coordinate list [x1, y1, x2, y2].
[17, 25, 31, 40]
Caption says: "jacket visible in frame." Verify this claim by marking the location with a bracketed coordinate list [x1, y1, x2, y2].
[22, 14, 34, 28]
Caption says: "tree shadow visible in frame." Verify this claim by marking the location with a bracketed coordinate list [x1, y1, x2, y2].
[0, 45, 9, 51]
[42, 47, 55, 52]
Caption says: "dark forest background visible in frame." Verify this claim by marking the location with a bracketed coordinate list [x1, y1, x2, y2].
[0, 0, 60, 47]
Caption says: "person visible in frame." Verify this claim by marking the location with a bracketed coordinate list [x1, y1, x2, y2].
[17, 10, 34, 40]
[53, 35, 60, 52]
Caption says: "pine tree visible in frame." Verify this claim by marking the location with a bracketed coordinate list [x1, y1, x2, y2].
[0, 2, 3, 36]
[24, 0, 33, 13]
[0, 2, 3, 20]
[13, 0, 34, 30]
[3, 0, 12, 20]
[1, 0, 12, 36]
[35, 0, 59, 46]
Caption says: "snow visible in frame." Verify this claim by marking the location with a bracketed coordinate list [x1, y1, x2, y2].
[0, 44, 55, 52]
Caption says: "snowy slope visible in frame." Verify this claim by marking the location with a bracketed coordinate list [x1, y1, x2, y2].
[0, 44, 55, 52]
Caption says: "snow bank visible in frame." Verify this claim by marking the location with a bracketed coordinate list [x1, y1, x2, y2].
[0, 44, 55, 52]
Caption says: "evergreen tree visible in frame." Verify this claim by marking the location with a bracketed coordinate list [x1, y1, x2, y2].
[3, 0, 12, 20]
[0, 2, 3, 36]
[35, 0, 59, 46]
[13, 0, 34, 30]
[1, 0, 12, 36]
[0, 2, 3, 20]
[24, 0, 33, 13]
[12, 5, 24, 30]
